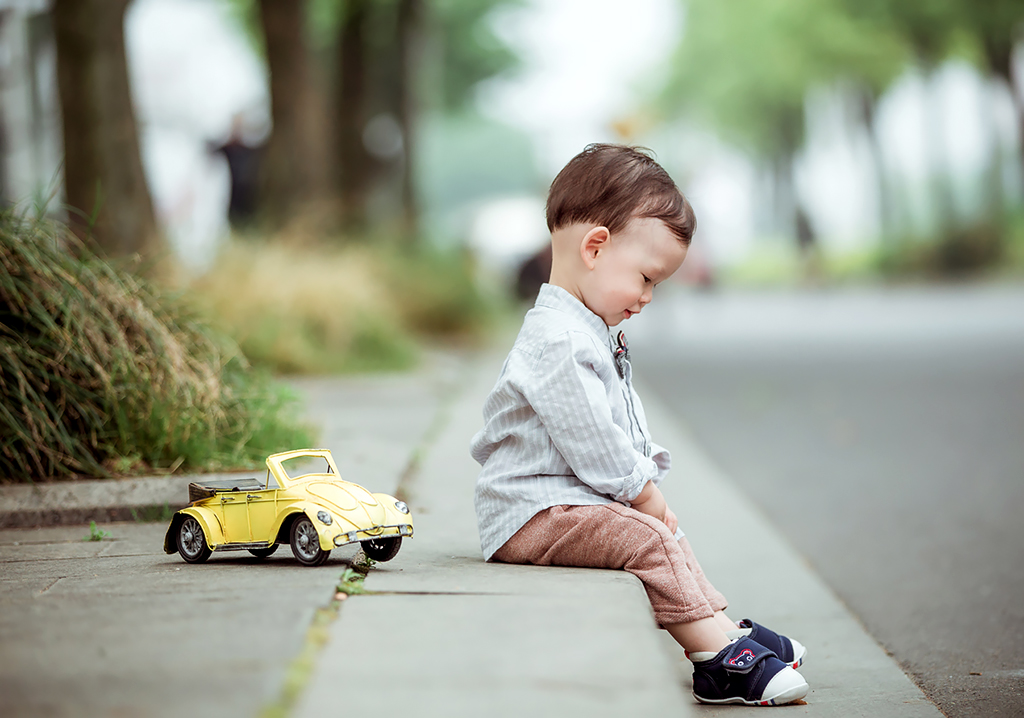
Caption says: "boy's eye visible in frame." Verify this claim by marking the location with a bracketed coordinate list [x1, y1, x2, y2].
[642, 275, 652, 284]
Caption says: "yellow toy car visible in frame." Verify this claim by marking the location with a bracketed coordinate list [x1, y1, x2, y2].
[163, 449, 413, 566]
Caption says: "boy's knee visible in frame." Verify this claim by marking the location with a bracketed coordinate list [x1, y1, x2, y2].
[617, 505, 677, 541]
[619, 512, 681, 560]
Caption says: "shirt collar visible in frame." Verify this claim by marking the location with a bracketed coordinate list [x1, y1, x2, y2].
[535, 283, 610, 338]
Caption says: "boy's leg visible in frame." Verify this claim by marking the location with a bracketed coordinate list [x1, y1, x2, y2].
[677, 538, 807, 668]
[676, 536, 729, 615]
[494, 503, 722, 628]
[494, 505, 809, 704]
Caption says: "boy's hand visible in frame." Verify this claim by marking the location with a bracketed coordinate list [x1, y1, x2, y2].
[632, 481, 676, 532]
[664, 506, 678, 534]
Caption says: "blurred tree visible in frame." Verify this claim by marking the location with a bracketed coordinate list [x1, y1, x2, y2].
[259, 0, 321, 224]
[52, 0, 159, 257]
[234, 0, 521, 237]
[665, 0, 905, 250]
[333, 0, 374, 232]
[428, 0, 522, 112]
[395, 0, 425, 233]
[956, 0, 1024, 209]
[331, 0, 520, 235]
[836, 0, 965, 230]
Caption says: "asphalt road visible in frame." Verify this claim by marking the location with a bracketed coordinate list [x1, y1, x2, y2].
[629, 284, 1024, 718]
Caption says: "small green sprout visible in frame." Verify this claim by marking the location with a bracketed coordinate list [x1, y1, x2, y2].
[84, 520, 111, 542]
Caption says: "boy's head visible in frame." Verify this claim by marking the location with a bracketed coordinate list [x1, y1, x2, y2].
[545, 144, 695, 327]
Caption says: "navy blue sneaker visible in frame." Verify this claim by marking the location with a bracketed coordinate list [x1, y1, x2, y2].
[728, 619, 807, 669]
[691, 637, 809, 706]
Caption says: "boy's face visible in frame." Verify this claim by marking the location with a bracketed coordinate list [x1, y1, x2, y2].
[583, 218, 687, 327]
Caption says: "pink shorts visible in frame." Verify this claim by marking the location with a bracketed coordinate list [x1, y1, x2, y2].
[492, 503, 728, 625]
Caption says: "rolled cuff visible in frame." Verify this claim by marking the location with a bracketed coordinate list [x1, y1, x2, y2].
[650, 442, 671, 486]
[613, 454, 660, 504]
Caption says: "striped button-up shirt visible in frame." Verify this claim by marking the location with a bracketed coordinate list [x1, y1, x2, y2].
[471, 283, 675, 561]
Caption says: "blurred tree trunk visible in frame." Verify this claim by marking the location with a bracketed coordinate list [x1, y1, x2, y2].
[922, 65, 958, 231]
[333, 0, 426, 237]
[979, 34, 1022, 208]
[335, 0, 372, 231]
[394, 0, 424, 237]
[52, 0, 158, 258]
[259, 0, 319, 225]
[773, 112, 816, 257]
[854, 86, 897, 240]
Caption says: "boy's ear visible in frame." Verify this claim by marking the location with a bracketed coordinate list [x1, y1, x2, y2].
[580, 226, 610, 269]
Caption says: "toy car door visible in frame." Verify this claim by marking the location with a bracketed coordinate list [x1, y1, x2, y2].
[217, 491, 250, 542]
[245, 489, 278, 542]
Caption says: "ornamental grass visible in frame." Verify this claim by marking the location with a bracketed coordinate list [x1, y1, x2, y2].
[0, 212, 311, 481]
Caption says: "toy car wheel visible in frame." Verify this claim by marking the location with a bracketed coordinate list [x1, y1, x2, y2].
[291, 516, 330, 566]
[248, 545, 278, 559]
[362, 536, 402, 562]
[177, 516, 212, 563]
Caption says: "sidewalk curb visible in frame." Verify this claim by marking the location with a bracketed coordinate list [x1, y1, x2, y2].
[637, 377, 945, 716]
[0, 473, 242, 529]
[0, 350, 470, 531]
[0, 478, 182, 529]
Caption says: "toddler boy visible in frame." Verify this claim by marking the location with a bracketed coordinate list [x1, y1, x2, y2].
[470, 144, 809, 706]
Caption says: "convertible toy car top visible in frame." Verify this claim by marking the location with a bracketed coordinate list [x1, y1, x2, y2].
[164, 449, 413, 566]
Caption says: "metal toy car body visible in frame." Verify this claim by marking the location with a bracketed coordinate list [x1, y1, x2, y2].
[164, 449, 413, 566]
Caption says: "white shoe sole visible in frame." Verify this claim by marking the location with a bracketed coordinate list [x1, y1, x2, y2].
[789, 638, 807, 669]
[694, 667, 809, 706]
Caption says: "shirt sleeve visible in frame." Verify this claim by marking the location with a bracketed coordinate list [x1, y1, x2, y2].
[650, 441, 671, 486]
[522, 331, 659, 503]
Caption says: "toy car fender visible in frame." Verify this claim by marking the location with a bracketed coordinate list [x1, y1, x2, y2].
[163, 506, 223, 554]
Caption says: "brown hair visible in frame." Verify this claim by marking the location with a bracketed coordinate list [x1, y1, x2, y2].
[545, 143, 695, 245]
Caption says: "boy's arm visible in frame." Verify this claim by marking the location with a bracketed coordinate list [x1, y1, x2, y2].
[630, 481, 678, 533]
[524, 332, 659, 504]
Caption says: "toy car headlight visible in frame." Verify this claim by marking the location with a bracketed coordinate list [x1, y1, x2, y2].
[394, 501, 410, 515]
[316, 510, 333, 526]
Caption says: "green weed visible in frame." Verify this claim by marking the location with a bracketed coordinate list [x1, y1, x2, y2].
[336, 567, 372, 596]
[84, 520, 111, 542]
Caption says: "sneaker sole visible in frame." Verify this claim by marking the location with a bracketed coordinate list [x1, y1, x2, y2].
[693, 678, 809, 707]
[790, 645, 806, 669]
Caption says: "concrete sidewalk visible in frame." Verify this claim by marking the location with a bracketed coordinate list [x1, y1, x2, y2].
[297, 349, 944, 717]
[0, 348, 944, 717]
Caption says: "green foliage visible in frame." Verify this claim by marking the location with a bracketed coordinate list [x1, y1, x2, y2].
[428, 0, 524, 110]
[836, 0, 962, 66]
[665, 0, 907, 157]
[84, 521, 111, 542]
[384, 246, 501, 337]
[0, 212, 313, 481]
[222, 0, 263, 52]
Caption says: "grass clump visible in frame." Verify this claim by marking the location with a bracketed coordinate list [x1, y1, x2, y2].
[188, 241, 416, 374]
[188, 238, 501, 375]
[0, 212, 313, 481]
